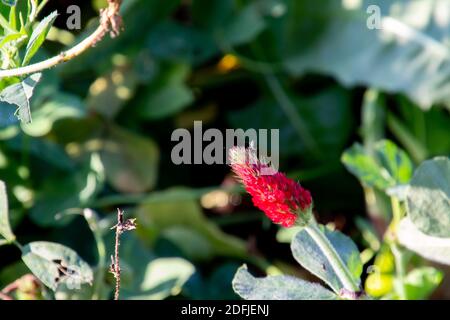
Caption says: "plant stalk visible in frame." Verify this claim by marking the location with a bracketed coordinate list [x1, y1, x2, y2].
[391, 243, 407, 300]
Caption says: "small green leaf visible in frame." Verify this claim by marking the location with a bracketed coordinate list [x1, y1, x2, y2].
[22, 10, 58, 66]
[407, 157, 450, 237]
[0, 72, 42, 123]
[8, 4, 16, 30]
[291, 226, 362, 293]
[0, 180, 15, 242]
[403, 267, 443, 300]
[374, 140, 414, 185]
[342, 143, 391, 189]
[21, 241, 93, 291]
[342, 140, 413, 190]
[398, 217, 450, 266]
[232, 265, 338, 300]
[28, 0, 38, 23]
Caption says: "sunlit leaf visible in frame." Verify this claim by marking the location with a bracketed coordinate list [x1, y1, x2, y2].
[398, 217, 450, 266]
[291, 226, 362, 293]
[0, 73, 41, 123]
[407, 157, 450, 237]
[232, 265, 338, 300]
[22, 10, 58, 65]
[342, 140, 413, 190]
[21, 241, 93, 291]
[403, 267, 443, 300]
[0, 180, 15, 242]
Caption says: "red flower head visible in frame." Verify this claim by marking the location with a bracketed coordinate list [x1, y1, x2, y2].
[229, 146, 313, 227]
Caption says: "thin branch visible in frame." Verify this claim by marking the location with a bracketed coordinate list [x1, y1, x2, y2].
[0, 0, 123, 79]
[110, 208, 136, 300]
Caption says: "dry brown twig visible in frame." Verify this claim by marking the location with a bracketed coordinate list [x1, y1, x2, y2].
[0, 0, 124, 79]
[110, 208, 137, 300]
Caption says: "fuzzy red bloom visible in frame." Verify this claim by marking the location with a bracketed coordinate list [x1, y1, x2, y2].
[229, 146, 312, 227]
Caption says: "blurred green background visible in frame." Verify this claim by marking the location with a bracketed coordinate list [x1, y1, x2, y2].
[0, 0, 450, 299]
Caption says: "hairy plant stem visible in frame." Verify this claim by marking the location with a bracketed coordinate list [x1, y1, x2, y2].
[110, 209, 136, 300]
[304, 222, 361, 296]
[113, 219, 120, 301]
[391, 243, 407, 300]
[0, 0, 123, 79]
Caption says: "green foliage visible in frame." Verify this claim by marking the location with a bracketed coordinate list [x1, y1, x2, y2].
[398, 218, 450, 266]
[137, 63, 194, 120]
[282, 0, 450, 111]
[406, 157, 450, 237]
[0, 73, 41, 123]
[99, 125, 159, 193]
[403, 267, 443, 300]
[234, 224, 363, 300]
[123, 258, 195, 300]
[104, 231, 195, 300]
[136, 188, 248, 261]
[291, 226, 362, 293]
[22, 10, 57, 65]
[21, 241, 93, 291]
[2, 1, 17, 7]
[1, 0, 450, 301]
[229, 87, 352, 159]
[0, 180, 15, 242]
[30, 154, 104, 226]
[232, 265, 338, 300]
[342, 140, 414, 190]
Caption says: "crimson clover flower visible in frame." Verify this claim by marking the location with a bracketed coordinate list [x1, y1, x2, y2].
[229, 146, 313, 227]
